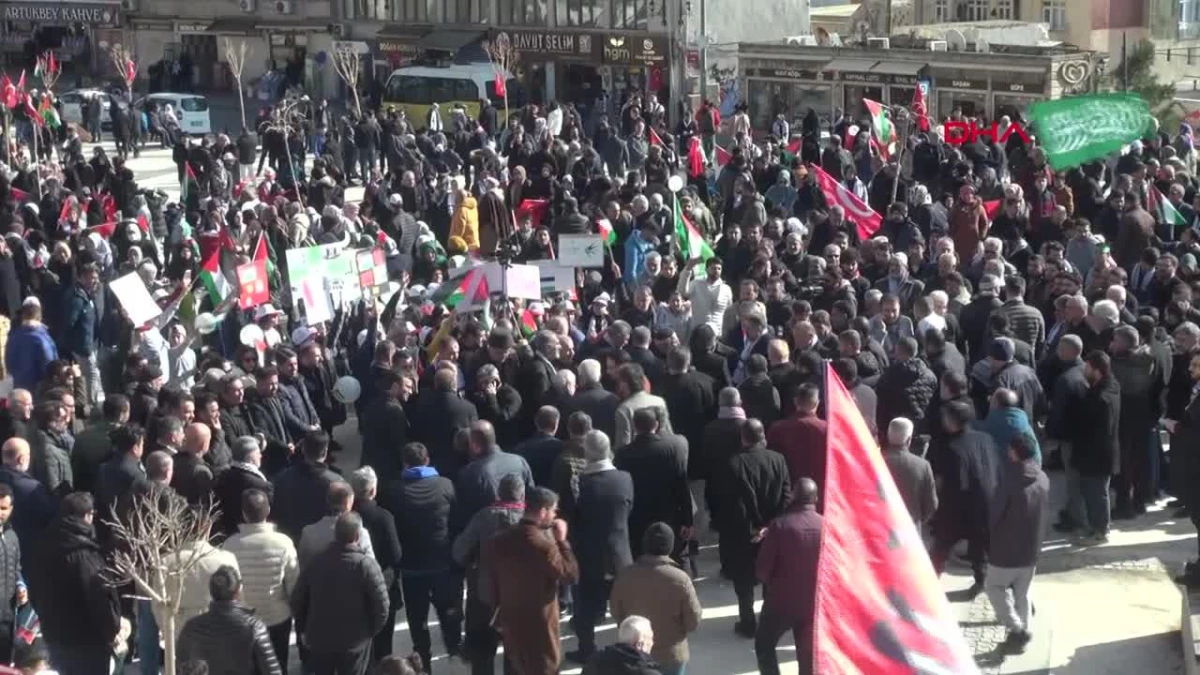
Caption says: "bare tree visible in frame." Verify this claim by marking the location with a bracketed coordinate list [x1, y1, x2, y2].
[103, 490, 219, 675]
[482, 34, 519, 120]
[109, 43, 138, 95]
[223, 38, 252, 130]
[331, 43, 363, 116]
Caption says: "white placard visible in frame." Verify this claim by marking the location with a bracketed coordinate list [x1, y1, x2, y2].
[531, 259, 576, 294]
[557, 234, 605, 268]
[110, 272, 163, 327]
[504, 264, 543, 300]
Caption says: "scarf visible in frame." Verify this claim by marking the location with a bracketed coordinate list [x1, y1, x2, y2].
[403, 466, 439, 479]
[233, 461, 266, 481]
[581, 459, 615, 474]
[718, 406, 746, 420]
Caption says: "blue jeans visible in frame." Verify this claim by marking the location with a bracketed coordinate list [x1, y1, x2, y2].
[138, 599, 160, 675]
[1080, 475, 1111, 534]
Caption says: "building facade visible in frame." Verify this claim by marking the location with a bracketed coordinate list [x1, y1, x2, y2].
[737, 41, 1103, 131]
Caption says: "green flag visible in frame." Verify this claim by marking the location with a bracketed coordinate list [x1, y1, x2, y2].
[1028, 93, 1157, 171]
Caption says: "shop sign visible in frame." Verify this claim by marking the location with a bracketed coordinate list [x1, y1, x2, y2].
[2, 2, 119, 25]
[994, 80, 1044, 94]
[888, 74, 919, 86]
[505, 30, 600, 62]
[938, 76, 988, 90]
[176, 22, 211, 34]
[745, 67, 825, 81]
[602, 34, 668, 66]
[376, 40, 422, 58]
[840, 71, 883, 84]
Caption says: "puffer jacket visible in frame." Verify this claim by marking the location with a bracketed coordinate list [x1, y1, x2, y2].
[177, 599, 283, 675]
[222, 522, 300, 627]
[875, 357, 938, 434]
[291, 543, 389, 653]
[0, 525, 18, 622]
[32, 427, 74, 496]
[156, 541, 240, 640]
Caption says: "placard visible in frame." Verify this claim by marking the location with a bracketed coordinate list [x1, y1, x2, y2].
[505, 264, 543, 300]
[557, 234, 605, 268]
[236, 261, 269, 310]
[110, 272, 162, 327]
[531, 259, 577, 295]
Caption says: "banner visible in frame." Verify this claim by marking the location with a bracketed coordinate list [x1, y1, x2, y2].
[1029, 92, 1157, 171]
[237, 260, 269, 310]
[110, 272, 162, 327]
[557, 234, 605, 268]
[815, 364, 978, 675]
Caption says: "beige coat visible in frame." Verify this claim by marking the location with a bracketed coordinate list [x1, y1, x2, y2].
[155, 542, 240, 640]
[221, 521, 300, 627]
[610, 555, 702, 667]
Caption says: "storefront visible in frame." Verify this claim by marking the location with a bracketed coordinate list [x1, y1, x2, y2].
[0, 2, 121, 79]
[742, 66, 833, 131]
[501, 29, 603, 106]
[991, 71, 1047, 120]
[929, 70, 989, 119]
[600, 33, 670, 109]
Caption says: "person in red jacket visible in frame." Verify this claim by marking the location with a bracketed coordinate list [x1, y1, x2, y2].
[765, 383, 829, 494]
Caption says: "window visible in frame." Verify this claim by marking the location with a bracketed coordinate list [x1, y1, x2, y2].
[611, 0, 649, 29]
[498, 0, 548, 24]
[934, 0, 951, 21]
[1043, 0, 1066, 30]
[180, 97, 209, 112]
[443, 0, 487, 23]
[957, 0, 989, 20]
[994, 0, 1013, 19]
[386, 75, 431, 104]
[558, 0, 607, 26]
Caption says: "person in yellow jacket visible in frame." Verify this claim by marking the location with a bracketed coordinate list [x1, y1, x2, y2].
[450, 189, 480, 251]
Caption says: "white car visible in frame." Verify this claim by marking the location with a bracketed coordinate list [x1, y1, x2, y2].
[135, 93, 213, 136]
[59, 89, 112, 131]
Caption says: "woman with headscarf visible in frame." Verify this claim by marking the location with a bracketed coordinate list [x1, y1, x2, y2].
[949, 185, 989, 269]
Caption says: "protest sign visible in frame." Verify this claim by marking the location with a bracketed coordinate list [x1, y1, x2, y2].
[110, 272, 162, 327]
[558, 234, 605, 268]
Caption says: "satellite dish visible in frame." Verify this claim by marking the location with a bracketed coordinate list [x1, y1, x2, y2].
[816, 27, 831, 46]
[945, 29, 967, 51]
[333, 376, 363, 404]
[239, 324, 265, 348]
[976, 38, 990, 53]
[667, 175, 685, 193]
[195, 312, 219, 335]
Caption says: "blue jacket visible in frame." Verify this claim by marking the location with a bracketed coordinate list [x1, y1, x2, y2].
[61, 285, 98, 358]
[978, 407, 1041, 465]
[6, 323, 57, 392]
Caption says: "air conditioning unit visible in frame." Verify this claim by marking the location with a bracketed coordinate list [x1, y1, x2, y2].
[928, 40, 948, 51]
[120, 0, 137, 10]
[330, 23, 345, 37]
[238, 0, 256, 11]
[274, 0, 294, 12]
[867, 37, 891, 49]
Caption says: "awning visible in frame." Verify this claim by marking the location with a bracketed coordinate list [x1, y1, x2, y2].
[418, 29, 484, 53]
[206, 17, 259, 34]
[870, 61, 926, 75]
[377, 24, 429, 39]
[822, 58, 878, 73]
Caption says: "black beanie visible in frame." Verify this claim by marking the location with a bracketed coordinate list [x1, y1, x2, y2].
[643, 522, 675, 556]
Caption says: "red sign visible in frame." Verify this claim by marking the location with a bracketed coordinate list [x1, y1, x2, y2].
[814, 364, 979, 674]
[237, 260, 269, 310]
[810, 163, 882, 240]
[944, 120, 1032, 146]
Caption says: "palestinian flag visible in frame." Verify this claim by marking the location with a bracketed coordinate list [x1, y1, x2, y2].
[430, 265, 488, 310]
[37, 96, 59, 129]
[673, 194, 714, 267]
[781, 138, 802, 163]
[596, 217, 616, 245]
[253, 232, 277, 281]
[519, 306, 539, 337]
[199, 247, 232, 307]
[863, 98, 895, 158]
[181, 162, 197, 202]
[1151, 186, 1188, 233]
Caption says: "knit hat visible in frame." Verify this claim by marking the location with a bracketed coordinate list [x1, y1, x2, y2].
[642, 522, 675, 557]
[989, 337, 1015, 363]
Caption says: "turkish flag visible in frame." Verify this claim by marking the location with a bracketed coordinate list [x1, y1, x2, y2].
[493, 73, 506, 99]
[810, 163, 883, 240]
[911, 85, 930, 133]
[983, 199, 1002, 220]
[236, 259, 269, 310]
[815, 364, 979, 675]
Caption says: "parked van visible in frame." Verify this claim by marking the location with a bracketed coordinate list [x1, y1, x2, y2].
[382, 63, 522, 129]
[135, 93, 213, 136]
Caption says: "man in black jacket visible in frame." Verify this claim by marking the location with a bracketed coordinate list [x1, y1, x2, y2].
[568, 430, 635, 663]
[246, 366, 292, 476]
[615, 409, 692, 559]
[383, 442, 461, 669]
[214, 435, 274, 536]
[178, 565, 283, 675]
[362, 370, 410, 482]
[512, 406, 563, 487]
[171, 423, 214, 507]
[0, 438, 56, 566]
[566, 359, 620, 441]
[94, 424, 147, 543]
[27, 492, 122, 674]
[0, 483, 18, 664]
[271, 431, 341, 542]
[292, 512, 389, 675]
[411, 366, 479, 479]
[71, 394, 128, 494]
[1069, 351, 1122, 544]
[711, 419, 791, 638]
[350, 466, 404, 663]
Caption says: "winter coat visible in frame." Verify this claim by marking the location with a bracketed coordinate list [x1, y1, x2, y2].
[0, 466, 55, 565]
[766, 413, 828, 489]
[610, 555, 701, 668]
[450, 194, 480, 250]
[455, 447, 534, 529]
[60, 284, 98, 357]
[574, 467, 635, 580]
[979, 407, 1041, 464]
[177, 599, 283, 675]
[565, 385, 620, 442]
[875, 357, 938, 434]
[361, 394, 410, 482]
[883, 447, 938, 525]
[298, 514, 375, 569]
[278, 376, 319, 442]
[738, 373, 781, 427]
[582, 643, 662, 675]
[270, 461, 341, 541]
[291, 542, 389, 654]
[26, 516, 121, 649]
[950, 201, 989, 265]
[929, 428, 1001, 539]
[156, 542, 240, 639]
[487, 522, 579, 675]
[755, 502, 822, 621]
[31, 428, 73, 496]
[5, 323, 56, 392]
[615, 434, 692, 551]
[614, 391, 674, 449]
[451, 502, 522, 608]
[1068, 376, 1121, 476]
[213, 463, 273, 536]
[988, 459, 1049, 568]
[658, 371, 717, 474]
[221, 521, 300, 627]
[383, 468, 456, 573]
[171, 451, 215, 506]
[711, 443, 792, 581]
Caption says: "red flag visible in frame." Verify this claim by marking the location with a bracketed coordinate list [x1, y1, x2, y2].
[810, 163, 882, 240]
[983, 199, 1002, 220]
[911, 85, 930, 133]
[686, 136, 705, 178]
[86, 221, 119, 239]
[815, 364, 979, 674]
[715, 145, 732, 167]
[58, 198, 74, 224]
[14, 71, 24, 95]
[515, 198, 550, 227]
[786, 138, 802, 156]
[47, 51, 57, 75]
[648, 126, 665, 148]
[136, 212, 150, 234]
[493, 73, 506, 98]
[1, 75, 14, 110]
[9, 186, 28, 202]
[101, 194, 117, 224]
[125, 58, 137, 85]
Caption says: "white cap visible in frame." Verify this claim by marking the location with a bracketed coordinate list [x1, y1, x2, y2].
[254, 303, 282, 321]
[291, 325, 318, 347]
[592, 292, 611, 305]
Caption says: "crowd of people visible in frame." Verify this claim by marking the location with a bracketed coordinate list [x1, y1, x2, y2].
[0, 77, 1192, 675]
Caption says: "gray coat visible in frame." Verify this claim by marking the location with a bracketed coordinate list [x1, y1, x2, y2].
[988, 459, 1049, 568]
[32, 428, 73, 497]
[883, 447, 938, 526]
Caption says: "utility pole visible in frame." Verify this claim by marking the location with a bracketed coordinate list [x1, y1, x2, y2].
[698, 0, 708, 102]
[1122, 32, 1128, 91]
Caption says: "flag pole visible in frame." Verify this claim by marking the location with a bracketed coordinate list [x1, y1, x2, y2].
[30, 121, 40, 200]
[889, 103, 908, 207]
